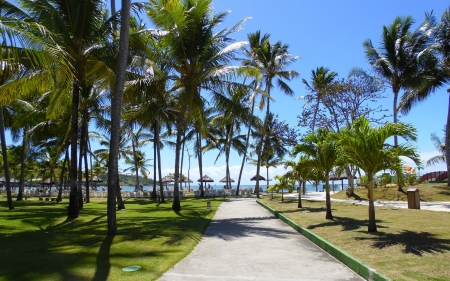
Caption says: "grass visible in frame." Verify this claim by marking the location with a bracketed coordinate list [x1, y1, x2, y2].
[259, 191, 450, 281]
[0, 196, 224, 281]
[331, 182, 450, 202]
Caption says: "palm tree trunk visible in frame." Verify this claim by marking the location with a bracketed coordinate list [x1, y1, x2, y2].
[297, 181, 303, 208]
[367, 174, 377, 232]
[225, 124, 232, 190]
[78, 119, 85, 209]
[68, 83, 80, 219]
[16, 133, 27, 201]
[0, 107, 14, 210]
[152, 121, 157, 199]
[116, 169, 125, 210]
[325, 174, 333, 219]
[82, 118, 90, 203]
[393, 90, 399, 147]
[131, 134, 140, 192]
[172, 113, 183, 211]
[446, 89, 450, 187]
[107, 0, 131, 234]
[345, 166, 354, 197]
[180, 129, 186, 187]
[197, 132, 204, 197]
[57, 147, 69, 202]
[255, 89, 272, 198]
[84, 140, 90, 203]
[237, 98, 255, 196]
[157, 120, 165, 202]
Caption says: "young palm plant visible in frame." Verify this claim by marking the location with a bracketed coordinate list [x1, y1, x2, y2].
[337, 116, 421, 232]
[293, 128, 341, 219]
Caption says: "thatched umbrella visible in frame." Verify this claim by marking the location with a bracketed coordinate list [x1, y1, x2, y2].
[198, 175, 214, 189]
[197, 175, 214, 183]
[180, 178, 193, 191]
[161, 175, 174, 190]
[41, 178, 55, 192]
[90, 176, 103, 191]
[219, 176, 234, 189]
[250, 175, 266, 181]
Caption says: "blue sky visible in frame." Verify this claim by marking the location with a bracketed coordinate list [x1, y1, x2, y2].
[8, 1, 450, 186]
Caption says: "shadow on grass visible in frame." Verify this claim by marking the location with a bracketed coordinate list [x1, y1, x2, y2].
[355, 230, 450, 256]
[308, 216, 386, 232]
[93, 235, 114, 281]
[0, 199, 215, 280]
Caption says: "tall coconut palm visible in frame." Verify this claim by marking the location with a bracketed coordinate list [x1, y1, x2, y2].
[0, 1, 69, 210]
[399, 9, 450, 186]
[364, 16, 436, 146]
[338, 116, 420, 232]
[242, 31, 299, 198]
[147, 0, 249, 211]
[293, 128, 340, 219]
[107, 0, 131, 234]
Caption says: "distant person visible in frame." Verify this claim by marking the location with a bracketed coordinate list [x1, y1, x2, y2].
[140, 185, 144, 191]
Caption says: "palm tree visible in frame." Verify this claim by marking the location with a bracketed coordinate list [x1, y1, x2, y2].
[293, 128, 340, 219]
[399, 9, 450, 186]
[338, 116, 420, 232]
[0, 1, 69, 209]
[364, 16, 436, 146]
[426, 131, 446, 166]
[147, 0, 249, 211]
[299, 67, 338, 133]
[108, 0, 130, 234]
[242, 31, 299, 198]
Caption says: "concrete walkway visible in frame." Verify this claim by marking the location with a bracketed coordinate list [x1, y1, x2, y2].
[158, 198, 364, 281]
[285, 191, 450, 212]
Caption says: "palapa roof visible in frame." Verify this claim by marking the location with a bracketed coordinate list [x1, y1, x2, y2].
[198, 175, 214, 182]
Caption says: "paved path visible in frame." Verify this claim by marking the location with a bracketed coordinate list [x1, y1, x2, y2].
[285, 191, 450, 212]
[158, 198, 364, 281]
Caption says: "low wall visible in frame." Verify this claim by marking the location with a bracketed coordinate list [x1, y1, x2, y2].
[256, 199, 391, 281]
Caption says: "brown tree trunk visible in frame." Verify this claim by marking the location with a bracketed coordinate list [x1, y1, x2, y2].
[57, 147, 69, 202]
[83, 120, 90, 203]
[367, 174, 377, 232]
[107, 0, 131, 234]
[152, 120, 157, 199]
[157, 120, 165, 202]
[325, 174, 333, 219]
[16, 135, 27, 201]
[0, 107, 14, 210]
[197, 132, 204, 197]
[172, 113, 183, 211]
[297, 181, 302, 208]
[68, 83, 80, 219]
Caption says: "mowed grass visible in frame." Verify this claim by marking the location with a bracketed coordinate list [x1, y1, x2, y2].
[259, 192, 450, 281]
[0, 196, 223, 281]
[331, 182, 450, 202]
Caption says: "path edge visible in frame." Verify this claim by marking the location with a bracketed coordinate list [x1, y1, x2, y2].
[256, 199, 391, 281]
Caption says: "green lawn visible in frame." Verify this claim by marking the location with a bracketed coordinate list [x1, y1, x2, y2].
[0, 196, 223, 281]
[259, 191, 450, 281]
[331, 182, 450, 202]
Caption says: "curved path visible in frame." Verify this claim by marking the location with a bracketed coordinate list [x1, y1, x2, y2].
[158, 198, 364, 281]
